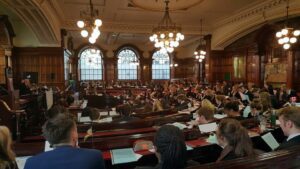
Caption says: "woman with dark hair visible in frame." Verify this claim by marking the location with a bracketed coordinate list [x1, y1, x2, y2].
[0, 126, 18, 169]
[216, 118, 255, 162]
[136, 125, 188, 169]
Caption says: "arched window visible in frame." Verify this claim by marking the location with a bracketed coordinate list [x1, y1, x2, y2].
[152, 51, 170, 79]
[79, 47, 103, 80]
[117, 48, 139, 80]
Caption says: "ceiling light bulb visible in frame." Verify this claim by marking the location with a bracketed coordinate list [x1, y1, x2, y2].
[199, 59, 203, 62]
[200, 55, 205, 59]
[293, 30, 300, 36]
[276, 32, 282, 38]
[94, 19, 102, 27]
[160, 34, 165, 39]
[81, 30, 88, 37]
[194, 51, 198, 55]
[167, 47, 174, 53]
[150, 36, 155, 42]
[174, 63, 178, 67]
[77, 20, 85, 28]
[195, 55, 199, 59]
[89, 37, 96, 44]
[169, 33, 174, 38]
[281, 29, 288, 35]
[180, 34, 184, 40]
[278, 38, 284, 44]
[283, 43, 290, 49]
[290, 37, 297, 43]
[283, 37, 290, 43]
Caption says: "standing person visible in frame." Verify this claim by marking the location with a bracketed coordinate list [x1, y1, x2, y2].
[0, 126, 18, 169]
[24, 114, 105, 169]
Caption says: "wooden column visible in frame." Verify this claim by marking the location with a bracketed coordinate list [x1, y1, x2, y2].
[204, 35, 212, 83]
[286, 50, 294, 89]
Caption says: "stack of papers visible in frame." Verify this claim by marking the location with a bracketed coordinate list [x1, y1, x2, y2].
[111, 148, 142, 165]
[198, 122, 217, 133]
[243, 106, 251, 118]
[95, 117, 113, 123]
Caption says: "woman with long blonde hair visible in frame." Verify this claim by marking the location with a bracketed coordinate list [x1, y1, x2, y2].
[0, 126, 18, 169]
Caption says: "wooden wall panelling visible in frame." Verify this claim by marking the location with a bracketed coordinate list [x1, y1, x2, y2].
[12, 47, 64, 89]
[0, 49, 5, 84]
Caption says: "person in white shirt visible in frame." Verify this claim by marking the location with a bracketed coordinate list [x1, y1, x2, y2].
[276, 107, 300, 150]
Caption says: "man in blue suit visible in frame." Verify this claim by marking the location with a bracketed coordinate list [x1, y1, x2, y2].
[276, 107, 300, 150]
[24, 113, 105, 169]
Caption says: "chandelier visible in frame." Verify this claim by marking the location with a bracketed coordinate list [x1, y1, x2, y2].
[194, 19, 206, 62]
[77, 0, 102, 44]
[275, 0, 300, 50]
[149, 0, 184, 53]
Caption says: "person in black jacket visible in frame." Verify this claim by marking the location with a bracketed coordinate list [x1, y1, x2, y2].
[276, 107, 300, 150]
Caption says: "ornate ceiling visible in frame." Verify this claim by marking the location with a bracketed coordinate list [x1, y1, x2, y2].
[0, 0, 300, 50]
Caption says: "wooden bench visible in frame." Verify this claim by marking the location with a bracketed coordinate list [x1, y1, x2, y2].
[187, 145, 300, 169]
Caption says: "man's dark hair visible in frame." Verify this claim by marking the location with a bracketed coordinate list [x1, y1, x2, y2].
[224, 101, 239, 112]
[42, 113, 76, 145]
[45, 104, 68, 119]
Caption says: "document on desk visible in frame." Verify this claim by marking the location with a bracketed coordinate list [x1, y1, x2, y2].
[99, 112, 108, 116]
[214, 114, 227, 119]
[171, 122, 187, 130]
[198, 122, 217, 133]
[16, 156, 31, 169]
[111, 148, 142, 165]
[79, 116, 91, 123]
[261, 132, 280, 150]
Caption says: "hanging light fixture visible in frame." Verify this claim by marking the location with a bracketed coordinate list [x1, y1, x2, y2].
[276, 0, 300, 50]
[149, 0, 184, 53]
[194, 19, 206, 62]
[77, 0, 102, 44]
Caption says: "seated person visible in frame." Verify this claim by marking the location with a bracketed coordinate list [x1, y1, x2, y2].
[215, 95, 226, 113]
[115, 104, 140, 122]
[24, 114, 105, 169]
[201, 99, 216, 112]
[188, 106, 215, 127]
[175, 94, 190, 111]
[276, 107, 300, 150]
[224, 101, 243, 120]
[0, 126, 18, 169]
[45, 104, 68, 119]
[249, 99, 263, 118]
[216, 118, 255, 162]
[136, 125, 191, 169]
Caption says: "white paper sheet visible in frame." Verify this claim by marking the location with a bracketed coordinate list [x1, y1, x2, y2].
[79, 116, 91, 123]
[198, 122, 217, 133]
[261, 132, 280, 150]
[243, 106, 251, 118]
[171, 122, 187, 130]
[45, 89, 53, 110]
[99, 112, 108, 116]
[214, 114, 227, 119]
[44, 141, 53, 152]
[16, 156, 31, 169]
[206, 134, 218, 144]
[111, 148, 142, 165]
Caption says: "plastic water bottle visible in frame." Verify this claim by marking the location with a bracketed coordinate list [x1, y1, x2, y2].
[270, 109, 276, 128]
